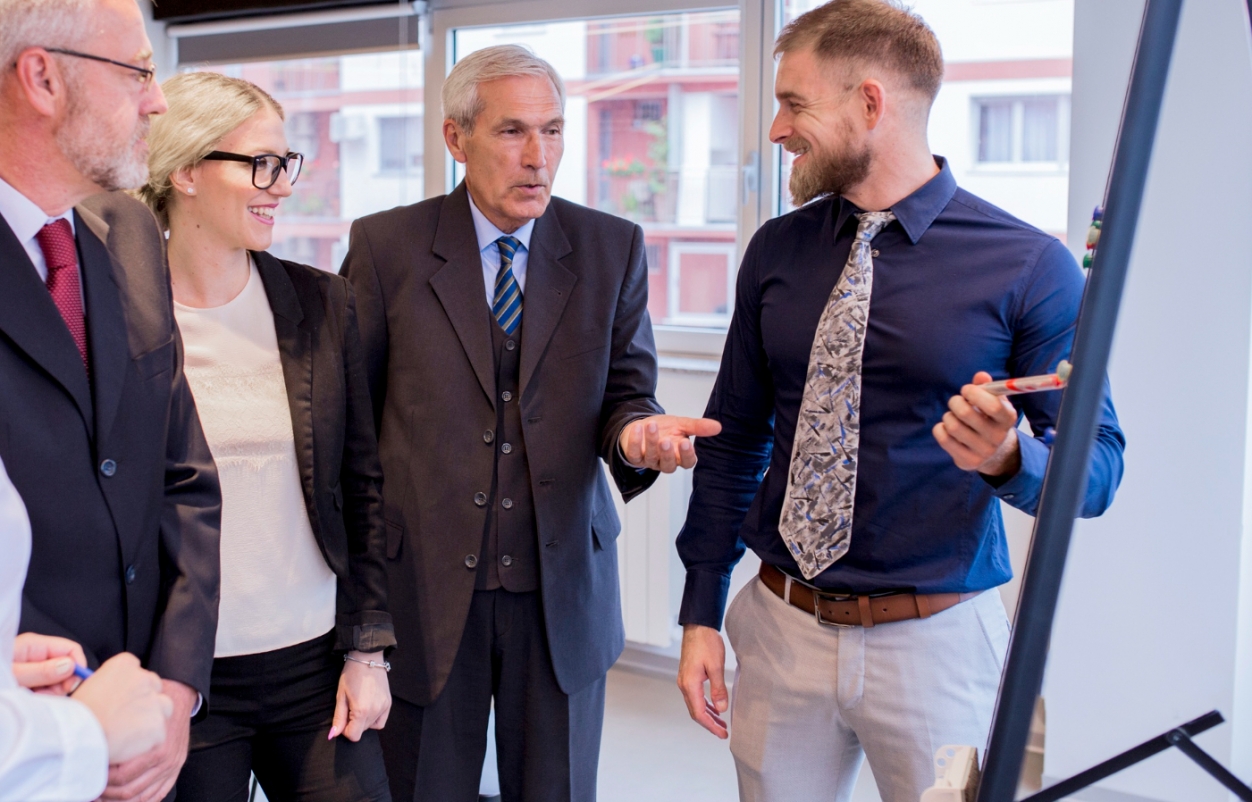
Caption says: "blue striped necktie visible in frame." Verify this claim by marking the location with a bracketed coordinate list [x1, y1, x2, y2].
[493, 236, 523, 335]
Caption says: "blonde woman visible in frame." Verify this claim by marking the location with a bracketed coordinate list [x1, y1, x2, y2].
[137, 72, 392, 801]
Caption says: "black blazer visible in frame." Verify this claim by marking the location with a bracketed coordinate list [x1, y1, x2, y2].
[343, 183, 664, 705]
[0, 191, 221, 701]
[250, 251, 393, 653]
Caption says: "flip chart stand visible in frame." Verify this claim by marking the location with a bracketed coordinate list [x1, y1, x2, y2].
[1020, 711, 1252, 802]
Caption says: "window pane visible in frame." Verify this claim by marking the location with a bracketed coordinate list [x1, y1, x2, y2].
[978, 99, 1014, 162]
[1021, 97, 1059, 162]
[189, 52, 424, 272]
[453, 9, 741, 329]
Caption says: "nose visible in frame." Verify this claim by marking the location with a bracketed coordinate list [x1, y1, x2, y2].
[768, 109, 791, 145]
[522, 131, 546, 170]
[269, 168, 294, 198]
[145, 77, 169, 116]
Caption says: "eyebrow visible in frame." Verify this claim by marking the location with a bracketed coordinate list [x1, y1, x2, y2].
[496, 116, 565, 130]
[775, 90, 806, 102]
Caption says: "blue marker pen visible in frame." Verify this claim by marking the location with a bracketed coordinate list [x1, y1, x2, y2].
[73, 664, 94, 680]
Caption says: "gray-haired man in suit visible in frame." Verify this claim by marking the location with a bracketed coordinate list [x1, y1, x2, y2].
[342, 44, 720, 802]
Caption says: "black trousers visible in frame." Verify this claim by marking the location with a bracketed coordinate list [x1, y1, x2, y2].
[176, 630, 391, 802]
[380, 590, 606, 802]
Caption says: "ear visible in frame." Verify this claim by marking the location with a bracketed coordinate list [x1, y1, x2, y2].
[443, 119, 469, 165]
[859, 79, 887, 131]
[169, 164, 198, 197]
[12, 48, 67, 119]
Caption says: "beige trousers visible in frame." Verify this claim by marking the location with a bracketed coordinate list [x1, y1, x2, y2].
[725, 576, 1009, 802]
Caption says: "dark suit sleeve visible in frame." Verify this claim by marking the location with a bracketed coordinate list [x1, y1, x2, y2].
[340, 220, 388, 435]
[598, 223, 665, 501]
[146, 326, 222, 704]
[334, 282, 395, 653]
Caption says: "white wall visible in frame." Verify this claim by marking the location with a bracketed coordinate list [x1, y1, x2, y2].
[1048, 1, 1252, 800]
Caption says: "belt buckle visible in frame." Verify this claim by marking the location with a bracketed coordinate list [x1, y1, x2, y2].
[811, 588, 856, 628]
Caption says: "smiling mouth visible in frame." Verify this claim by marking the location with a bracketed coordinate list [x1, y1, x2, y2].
[249, 206, 275, 220]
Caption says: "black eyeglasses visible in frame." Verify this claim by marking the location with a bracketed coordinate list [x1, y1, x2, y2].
[43, 48, 156, 88]
[202, 151, 304, 189]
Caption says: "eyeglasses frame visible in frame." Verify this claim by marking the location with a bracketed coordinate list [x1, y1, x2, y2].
[201, 151, 305, 190]
[42, 47, 156, 88]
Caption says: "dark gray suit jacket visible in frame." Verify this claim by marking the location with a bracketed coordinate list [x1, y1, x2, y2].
[343, 183, 663, 705]
[0, 191, 221, 701]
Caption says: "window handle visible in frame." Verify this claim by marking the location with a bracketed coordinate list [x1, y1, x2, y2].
[741, 149, 760, 206]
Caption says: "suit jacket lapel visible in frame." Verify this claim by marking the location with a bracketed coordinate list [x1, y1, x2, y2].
[254, 252, 316, 509]
[519, 207, 576, 397]
[429, 185, 496, 408]
[76, 208, 129, 442]
[0, 212, 93, 428]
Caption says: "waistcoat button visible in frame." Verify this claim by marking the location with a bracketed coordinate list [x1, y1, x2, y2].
[473, 492, 487, 507]
[464, 554, 478, 569]
[501, 498, 514, 510]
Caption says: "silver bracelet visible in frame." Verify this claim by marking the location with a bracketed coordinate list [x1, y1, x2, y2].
[343, 654, 391, 672]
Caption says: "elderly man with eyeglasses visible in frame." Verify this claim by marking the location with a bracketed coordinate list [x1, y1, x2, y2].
[0, 1, 222, 801]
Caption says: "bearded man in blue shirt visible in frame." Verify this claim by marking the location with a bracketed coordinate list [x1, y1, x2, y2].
[674, 2, 1125, 801]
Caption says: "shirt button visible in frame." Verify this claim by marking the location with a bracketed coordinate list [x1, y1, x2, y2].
[501, 391, 513, 402]
[501, 498, 514, 510]
[1004, 493, 1015, 500]
[501, 555, 513, 567]
[99, 459, 117, 477]
[872, 249, 880, 257]
[483, 429, 494, 444]
[124, 565, 136, 584]
[505, 340, 516, 351]
[464, 554, 478, 569]
[501, 443, 513, 455]
[473, 492, 487, 507]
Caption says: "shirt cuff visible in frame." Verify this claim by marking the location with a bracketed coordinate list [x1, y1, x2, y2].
[190, 693, 202, 718]
[678, 568, 732, 630]
[986, 433, 1050, 512]
[615, 421, 649, 474]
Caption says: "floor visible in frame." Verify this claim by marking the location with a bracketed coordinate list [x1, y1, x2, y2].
[597, 667, 884, 802]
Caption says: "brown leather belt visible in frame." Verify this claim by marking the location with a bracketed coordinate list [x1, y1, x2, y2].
[759, 563, 981, 627]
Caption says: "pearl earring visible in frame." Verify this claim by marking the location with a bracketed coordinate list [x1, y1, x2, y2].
[187, 187, 196, 195]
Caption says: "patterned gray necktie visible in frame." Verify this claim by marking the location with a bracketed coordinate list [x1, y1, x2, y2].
[779, 210, 896, 580]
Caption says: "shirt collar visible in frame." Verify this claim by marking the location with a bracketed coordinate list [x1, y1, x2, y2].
[833, 156, 956, 245]
[467, 190, 535, 254]
[0, 175, 75, 245]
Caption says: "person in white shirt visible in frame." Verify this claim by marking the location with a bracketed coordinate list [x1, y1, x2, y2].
[1, 454, 172, 802]
[135, 71, 393, 800]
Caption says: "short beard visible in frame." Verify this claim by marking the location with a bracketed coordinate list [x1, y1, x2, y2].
[55, 80, 151, 192]
[786, 133, 871, 207]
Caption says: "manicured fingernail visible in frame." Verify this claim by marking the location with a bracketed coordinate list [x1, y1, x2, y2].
[55, 658, 73, 673]
[661, 440, 671, 451]
[648, 422, 658, 433]
[328, 727, 339, 740]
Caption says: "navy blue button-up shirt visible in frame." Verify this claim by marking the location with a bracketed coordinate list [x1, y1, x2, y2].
[677, 159, 1125, 630]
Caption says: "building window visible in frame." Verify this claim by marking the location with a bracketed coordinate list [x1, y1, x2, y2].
[378, 115, 423, 173]
[975, 95, 1070, 164]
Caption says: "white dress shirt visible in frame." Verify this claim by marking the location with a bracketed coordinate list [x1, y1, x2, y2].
[0, 176, 77, 283]
[467, 191, 535, 310]
[0, 455, 108, 802]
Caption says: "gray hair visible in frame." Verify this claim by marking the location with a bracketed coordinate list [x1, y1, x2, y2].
[442, 44, 565, 133]
[0, 0, 95, 77]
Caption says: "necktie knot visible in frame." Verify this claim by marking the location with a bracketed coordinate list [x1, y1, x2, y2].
[35, 219, 77, 271]
[496, 236, 521, 265]
[854, 210, 895, 242]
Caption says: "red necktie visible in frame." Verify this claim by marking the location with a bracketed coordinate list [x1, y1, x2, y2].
[34, 219, 88, 372]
